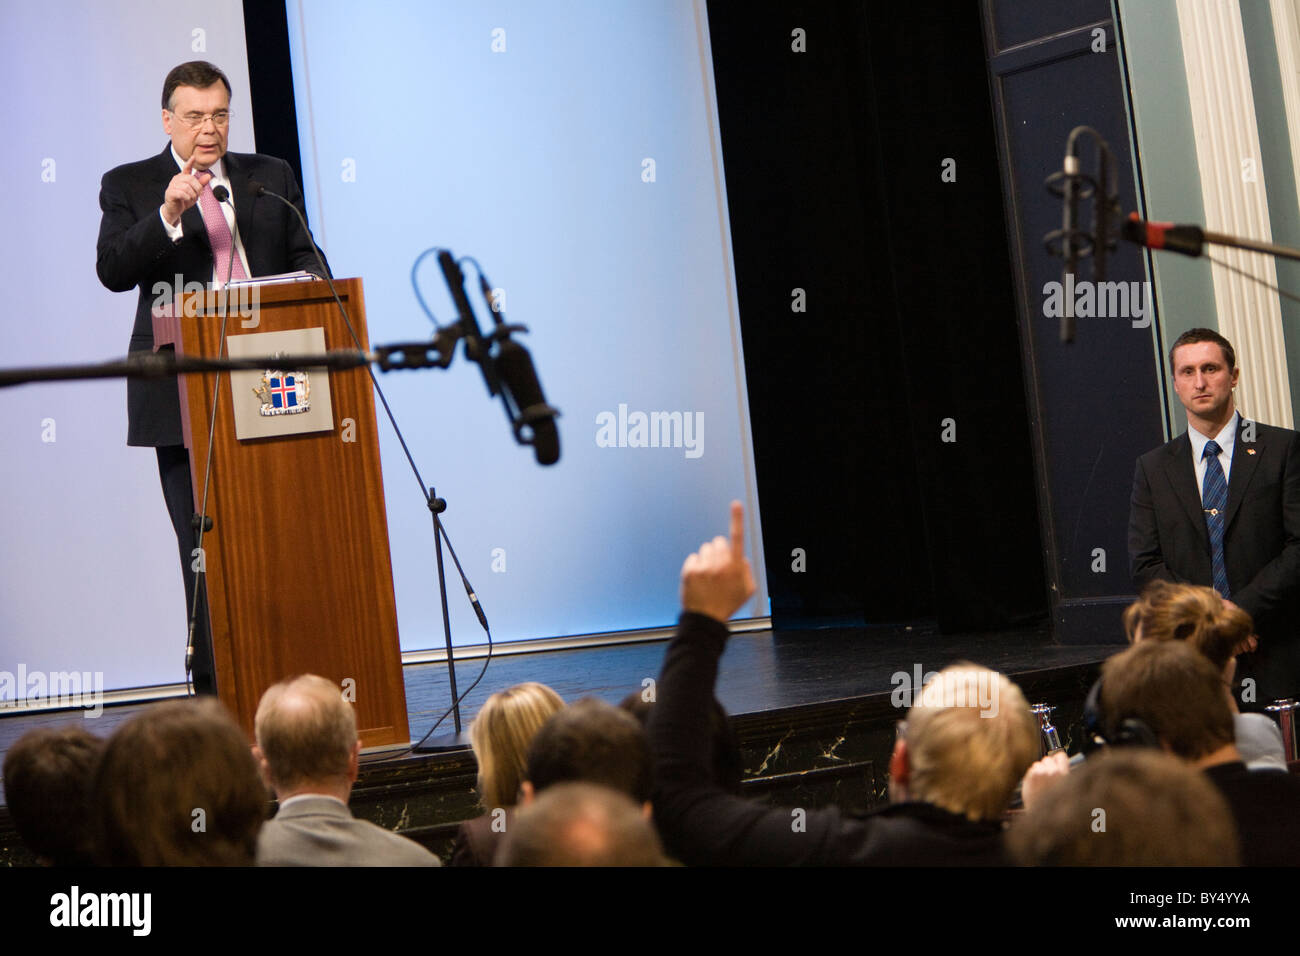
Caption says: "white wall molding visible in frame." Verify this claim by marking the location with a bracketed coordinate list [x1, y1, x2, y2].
[1178, 0, 1293, 426]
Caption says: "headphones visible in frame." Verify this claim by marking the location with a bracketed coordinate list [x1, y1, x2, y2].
[1081, 676, 1161, 754]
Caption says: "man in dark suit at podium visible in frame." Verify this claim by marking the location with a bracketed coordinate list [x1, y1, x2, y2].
[1129, 327, 1300, 706]
[96, 61, 328, 693]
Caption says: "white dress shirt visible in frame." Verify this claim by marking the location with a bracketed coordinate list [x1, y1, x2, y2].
[1187, 411, 1238, 504]
[277, 792, 347, 811]
[158, 146, 252, 283]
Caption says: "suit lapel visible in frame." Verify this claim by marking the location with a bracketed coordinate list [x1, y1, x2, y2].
[1161, 432, 1209, 548]
[150, 143, 178, 186]
[1225, 418, 1262, 531]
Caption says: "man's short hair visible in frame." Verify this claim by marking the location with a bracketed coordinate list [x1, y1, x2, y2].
[92, 698, 267, 866]
[1100, 640, 1234, 760]
[525, 698, 652, 804]
[903, 664, 1038, 821]
[255, 674, 356, 792]
[1007, 748, 1239, 865]
[1168, 327, 1236, 373]
[495, 782, 667, 866]
[162, 61, 232, 110]
[1123, 580, 1253, 671]
[3, 725, 104, 865]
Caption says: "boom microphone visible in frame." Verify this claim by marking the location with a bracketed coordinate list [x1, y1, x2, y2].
[436, 250, 561, 465]
[1121, 214, 1206, 257]
[496, 338, 560, 465]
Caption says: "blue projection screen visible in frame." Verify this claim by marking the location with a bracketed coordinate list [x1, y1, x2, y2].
[286, 0, 768, 651]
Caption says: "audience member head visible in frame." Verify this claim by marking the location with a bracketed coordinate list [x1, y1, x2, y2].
[1123, 580, 1254, 670]
[1100, 640, 1234, 762]
[254, 674, 359, 800]
[469, 682, 564, 810]
[92, 698, 266, 866]
[1007, 748, 1239, 865]
[524, 697, 653, 806]
[890, 664, 1038, 821]
[3, 725, 104, 865]
[620, 690, 743, 795]
[495, 782, 667, 866]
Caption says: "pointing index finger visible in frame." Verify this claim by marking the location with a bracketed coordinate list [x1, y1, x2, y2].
[729, 500, 744, 559]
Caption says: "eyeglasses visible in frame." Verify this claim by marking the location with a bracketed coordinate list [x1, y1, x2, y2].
[170, 109, 232, 129]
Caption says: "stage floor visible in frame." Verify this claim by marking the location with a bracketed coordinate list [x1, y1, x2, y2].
[0, 618, 1118, 806]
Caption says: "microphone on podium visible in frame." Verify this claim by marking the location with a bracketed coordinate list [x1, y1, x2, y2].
[210, 184, 240, 286]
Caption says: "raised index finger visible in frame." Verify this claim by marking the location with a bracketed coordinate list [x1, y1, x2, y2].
[182, 154, 196, 176]
[729, 500, 745, 559]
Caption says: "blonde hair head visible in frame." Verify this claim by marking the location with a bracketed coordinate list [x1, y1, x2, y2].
[904, 664, 1038, 821]
[469, 682, 564, 810]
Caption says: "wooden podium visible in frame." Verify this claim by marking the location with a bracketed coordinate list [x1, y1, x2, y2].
[153, 278, 410, 749]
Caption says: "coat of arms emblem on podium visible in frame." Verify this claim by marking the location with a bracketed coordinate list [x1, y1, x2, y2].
[252, 368, 312, 417]
[228, 330, 333, 439]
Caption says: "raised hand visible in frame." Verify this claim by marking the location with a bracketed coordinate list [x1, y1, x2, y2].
[161, 154, 210, 226]
[680, 500, 757, 623]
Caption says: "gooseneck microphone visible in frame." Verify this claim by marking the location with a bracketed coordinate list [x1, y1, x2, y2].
[210, 183, 239, 287]
[247, 178, 444, 506]
[184, 180, 242, 689]
[247, 181, 501, 752]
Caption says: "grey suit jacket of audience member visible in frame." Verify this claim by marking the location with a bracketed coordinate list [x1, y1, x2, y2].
[257, 795, 442, 867]
[1235, 712, 1288, 771]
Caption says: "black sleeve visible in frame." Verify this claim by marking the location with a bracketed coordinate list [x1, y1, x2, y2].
[648, 612, 859, 866]
[448, 821, 482, 867]
[1128, 456, 1182, 590]
[1234, 430, 1300, 622]
[96, 171, 174, 293]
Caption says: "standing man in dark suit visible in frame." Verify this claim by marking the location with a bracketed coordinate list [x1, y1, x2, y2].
[96, 61, 328, 694]
[1129, 327, 1300, 706]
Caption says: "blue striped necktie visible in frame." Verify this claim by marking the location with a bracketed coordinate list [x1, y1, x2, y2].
[1202, 439, 1230, 598]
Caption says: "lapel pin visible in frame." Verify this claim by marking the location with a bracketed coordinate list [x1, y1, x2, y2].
[1247, 449, 1257, 455]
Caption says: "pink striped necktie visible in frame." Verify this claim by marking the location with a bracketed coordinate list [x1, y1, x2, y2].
[196, 170, 248, 285]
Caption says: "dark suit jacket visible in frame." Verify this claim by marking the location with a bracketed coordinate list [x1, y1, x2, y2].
[96, 145, 328, 447]
[1129, 418, 1300, 700]
[449, 809, 513, 867]
[1203, 760, 1300, 866]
